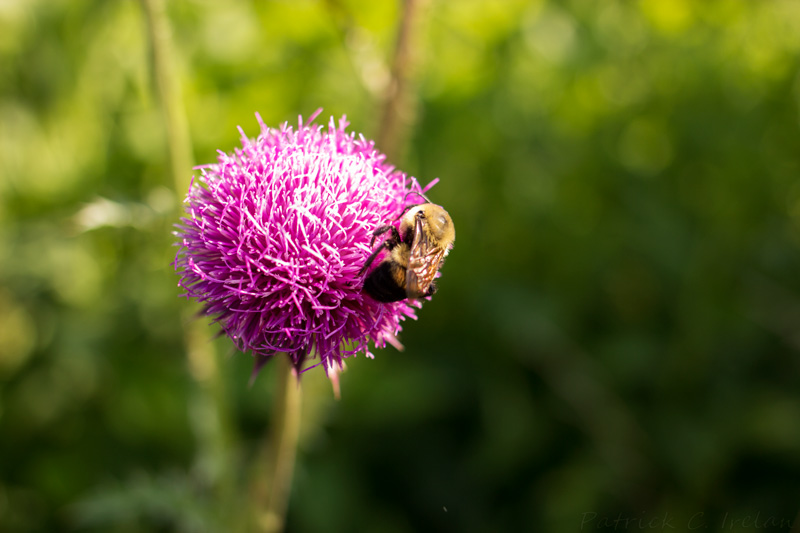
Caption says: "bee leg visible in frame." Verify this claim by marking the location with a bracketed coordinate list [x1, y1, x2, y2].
[394, 203, 420, 222]
[358, 239, 394, 277]
[369, 225, 401, 247]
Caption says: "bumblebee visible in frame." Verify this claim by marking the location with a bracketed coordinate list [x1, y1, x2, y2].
[359, 203, 455, 302]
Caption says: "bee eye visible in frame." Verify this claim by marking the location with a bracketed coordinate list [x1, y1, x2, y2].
[416, 210, 425, 219]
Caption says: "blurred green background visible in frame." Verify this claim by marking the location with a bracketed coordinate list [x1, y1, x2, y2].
[3, 0, 800, 531]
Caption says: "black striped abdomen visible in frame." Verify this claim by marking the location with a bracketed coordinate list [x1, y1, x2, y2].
[363, 261, 407, 302]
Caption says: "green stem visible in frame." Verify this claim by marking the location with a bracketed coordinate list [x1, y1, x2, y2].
[141, 0, 193, 193]
[377, 0, 429, 162]
[141, 0, 231, 490]
[254, 356, 303, 533]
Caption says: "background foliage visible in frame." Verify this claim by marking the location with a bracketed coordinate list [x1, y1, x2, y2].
[2, 0, 800, 531]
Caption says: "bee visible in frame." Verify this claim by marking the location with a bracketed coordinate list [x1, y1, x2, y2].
[359, 203, 455, 302]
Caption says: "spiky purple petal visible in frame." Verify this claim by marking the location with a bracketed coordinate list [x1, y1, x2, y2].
[174, 112, 431, 377]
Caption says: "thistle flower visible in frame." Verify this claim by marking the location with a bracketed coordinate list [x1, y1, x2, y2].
[174, 110, 435, 379]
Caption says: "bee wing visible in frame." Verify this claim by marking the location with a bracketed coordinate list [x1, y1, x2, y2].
[406, 217, 446, 299]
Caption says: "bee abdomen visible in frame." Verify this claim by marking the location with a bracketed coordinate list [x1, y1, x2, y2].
[363, 262, 407, 303]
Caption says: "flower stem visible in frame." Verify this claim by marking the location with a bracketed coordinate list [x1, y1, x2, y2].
[141, 0, 232, 490]
[377, 0, 429, 162]
[140, 0, 193, 193]
[254, 355, 302, 533]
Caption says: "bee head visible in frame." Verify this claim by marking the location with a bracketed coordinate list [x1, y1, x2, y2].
[404, 203, 455, 246]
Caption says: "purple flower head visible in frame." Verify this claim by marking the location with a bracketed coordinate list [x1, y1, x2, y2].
[174, 110, 436, 379]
